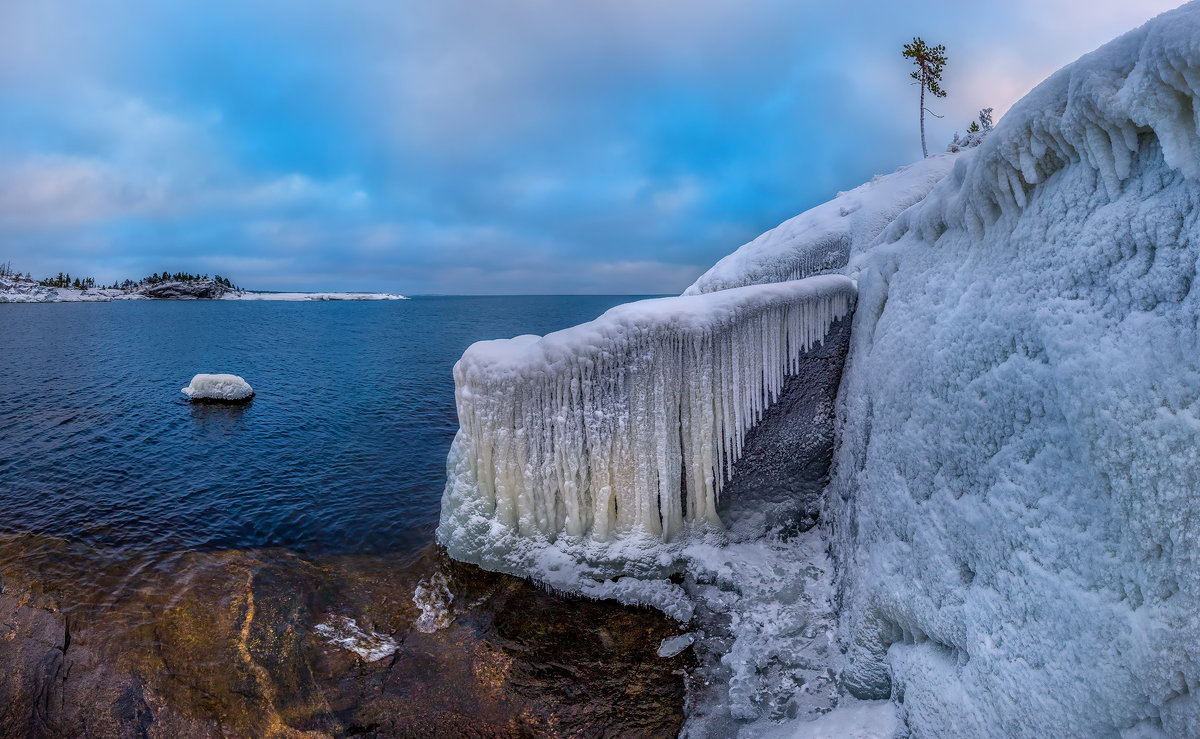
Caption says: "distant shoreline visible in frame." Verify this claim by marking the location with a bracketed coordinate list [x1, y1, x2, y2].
[0, 275, 407, 303]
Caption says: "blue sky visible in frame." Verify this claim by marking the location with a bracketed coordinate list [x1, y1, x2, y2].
[0, 1, 1180, 294]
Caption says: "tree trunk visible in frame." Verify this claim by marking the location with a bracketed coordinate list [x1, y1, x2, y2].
[920, 79, 928, 158]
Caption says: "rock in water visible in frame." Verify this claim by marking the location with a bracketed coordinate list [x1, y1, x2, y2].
[181, 374, 255, 403]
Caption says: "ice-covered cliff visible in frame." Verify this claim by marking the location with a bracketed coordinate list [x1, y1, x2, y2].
[438, 2, 1200, 735]
[829, 4, 1200, 735]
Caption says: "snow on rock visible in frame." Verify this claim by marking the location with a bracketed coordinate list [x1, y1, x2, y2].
[830, 3, 1200, 735]
[438, 276, 854, 571]
[138, 279, 232, 300]
[222, 291, 408, 301]
[181, 374, 255, 403]
[683, 154, 957, 296]
[0, 275, 406, 302]
[0, 275, 139, 303]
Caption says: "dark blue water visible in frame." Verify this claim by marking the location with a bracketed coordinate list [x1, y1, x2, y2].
[0, 296, 648, 556]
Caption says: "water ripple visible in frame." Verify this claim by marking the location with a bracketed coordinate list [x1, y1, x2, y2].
[0, 296, 645, 557]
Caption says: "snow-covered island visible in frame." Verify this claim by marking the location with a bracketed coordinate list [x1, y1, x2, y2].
[181, 373, 255, 403]
[0, 274, 407, 303]
[439, 4, 1200, 737]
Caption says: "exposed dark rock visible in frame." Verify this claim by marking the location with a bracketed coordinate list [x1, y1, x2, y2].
[720, 314, 853, 529]
[138, 280, 230, 300]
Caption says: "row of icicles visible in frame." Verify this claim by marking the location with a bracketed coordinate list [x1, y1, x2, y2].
[452, 277, 855, 542]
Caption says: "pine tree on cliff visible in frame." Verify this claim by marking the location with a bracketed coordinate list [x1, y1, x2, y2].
[903, 37, 948, 158]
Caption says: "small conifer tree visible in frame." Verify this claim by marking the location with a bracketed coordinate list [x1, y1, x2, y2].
[978, 107, 994, 132]
[903, 37, 948, 158]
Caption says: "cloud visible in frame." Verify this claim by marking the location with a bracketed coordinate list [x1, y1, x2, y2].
[0, 0, 1181, 292]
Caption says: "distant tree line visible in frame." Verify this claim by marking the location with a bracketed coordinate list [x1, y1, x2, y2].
[39, 272, 96, 290]
[140, 271, 239, 289]
[1, 262, 241, 292]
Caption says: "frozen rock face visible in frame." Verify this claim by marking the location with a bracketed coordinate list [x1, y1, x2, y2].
[438, 276, 855, 575]
[683, 154, 957, 296]
[830, 4, 1200, 735]
[181, 374, 255, 403]
[720, 315, 851, 533]
[140, 279, 230, 300]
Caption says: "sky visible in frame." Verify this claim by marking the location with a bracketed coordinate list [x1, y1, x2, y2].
[0, 1, 1183, 294]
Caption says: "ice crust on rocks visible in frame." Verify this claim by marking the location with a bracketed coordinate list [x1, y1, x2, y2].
[829, 3, 1200, 736]
[181, 374, 255, 402]
[683, 154, 957, 296]
[439, 276, 854, 557]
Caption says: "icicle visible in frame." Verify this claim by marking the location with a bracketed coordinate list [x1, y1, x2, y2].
[447, 276, 855, 544]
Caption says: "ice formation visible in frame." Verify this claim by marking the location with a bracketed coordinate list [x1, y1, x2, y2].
[683, 154, 957, 296]
[828, 3, 1200, 735]
[439, 275, 854, 557]
[313, 615, 399, 662]
[412, 571, 454, 634]
[181, 374, 255, 402]
[657, 633, 695, 658]
[438, 2, 1200, 736]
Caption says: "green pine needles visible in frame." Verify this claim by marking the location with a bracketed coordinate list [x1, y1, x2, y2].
[903, 37, 948, 158]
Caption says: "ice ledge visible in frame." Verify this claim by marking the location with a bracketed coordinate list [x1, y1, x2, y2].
[438, 275, 855, 564]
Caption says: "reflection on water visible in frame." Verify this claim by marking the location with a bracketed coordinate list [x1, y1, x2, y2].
[188, 399, 251, 434]
[0, 535, 691, 736]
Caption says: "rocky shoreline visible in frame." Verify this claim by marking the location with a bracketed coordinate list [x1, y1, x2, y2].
[0, 535, 689, 737]
[0, 276, 407, 303]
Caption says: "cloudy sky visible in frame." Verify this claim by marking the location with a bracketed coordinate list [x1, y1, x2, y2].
[0, 1, 1181, 294]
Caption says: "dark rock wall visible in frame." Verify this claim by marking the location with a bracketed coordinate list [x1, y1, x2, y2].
[719, 315, 852, 529]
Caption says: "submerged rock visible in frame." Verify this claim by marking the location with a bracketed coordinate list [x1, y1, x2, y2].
[181, 374, 255, 403]
[0, 535, 690, 737]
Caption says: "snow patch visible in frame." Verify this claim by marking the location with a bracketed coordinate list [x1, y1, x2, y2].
[181, 374, 255, 402]
[222, 292, 408, 301]
[684, 155, 956, 296]
[748, 699, 898, 739]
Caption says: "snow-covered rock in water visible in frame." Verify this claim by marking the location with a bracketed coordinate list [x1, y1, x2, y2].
[683, 153, 957, 296]
[181, 374, 255, 403]
[829, 3, 1200, 735]
[438, 275, 854, 577]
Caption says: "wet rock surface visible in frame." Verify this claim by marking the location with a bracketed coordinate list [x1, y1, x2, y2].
[0, 535, 690, 738]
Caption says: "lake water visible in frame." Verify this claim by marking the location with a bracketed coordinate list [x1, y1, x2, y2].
[0, 296, 690, 736]
[1, 296, 653, 556]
